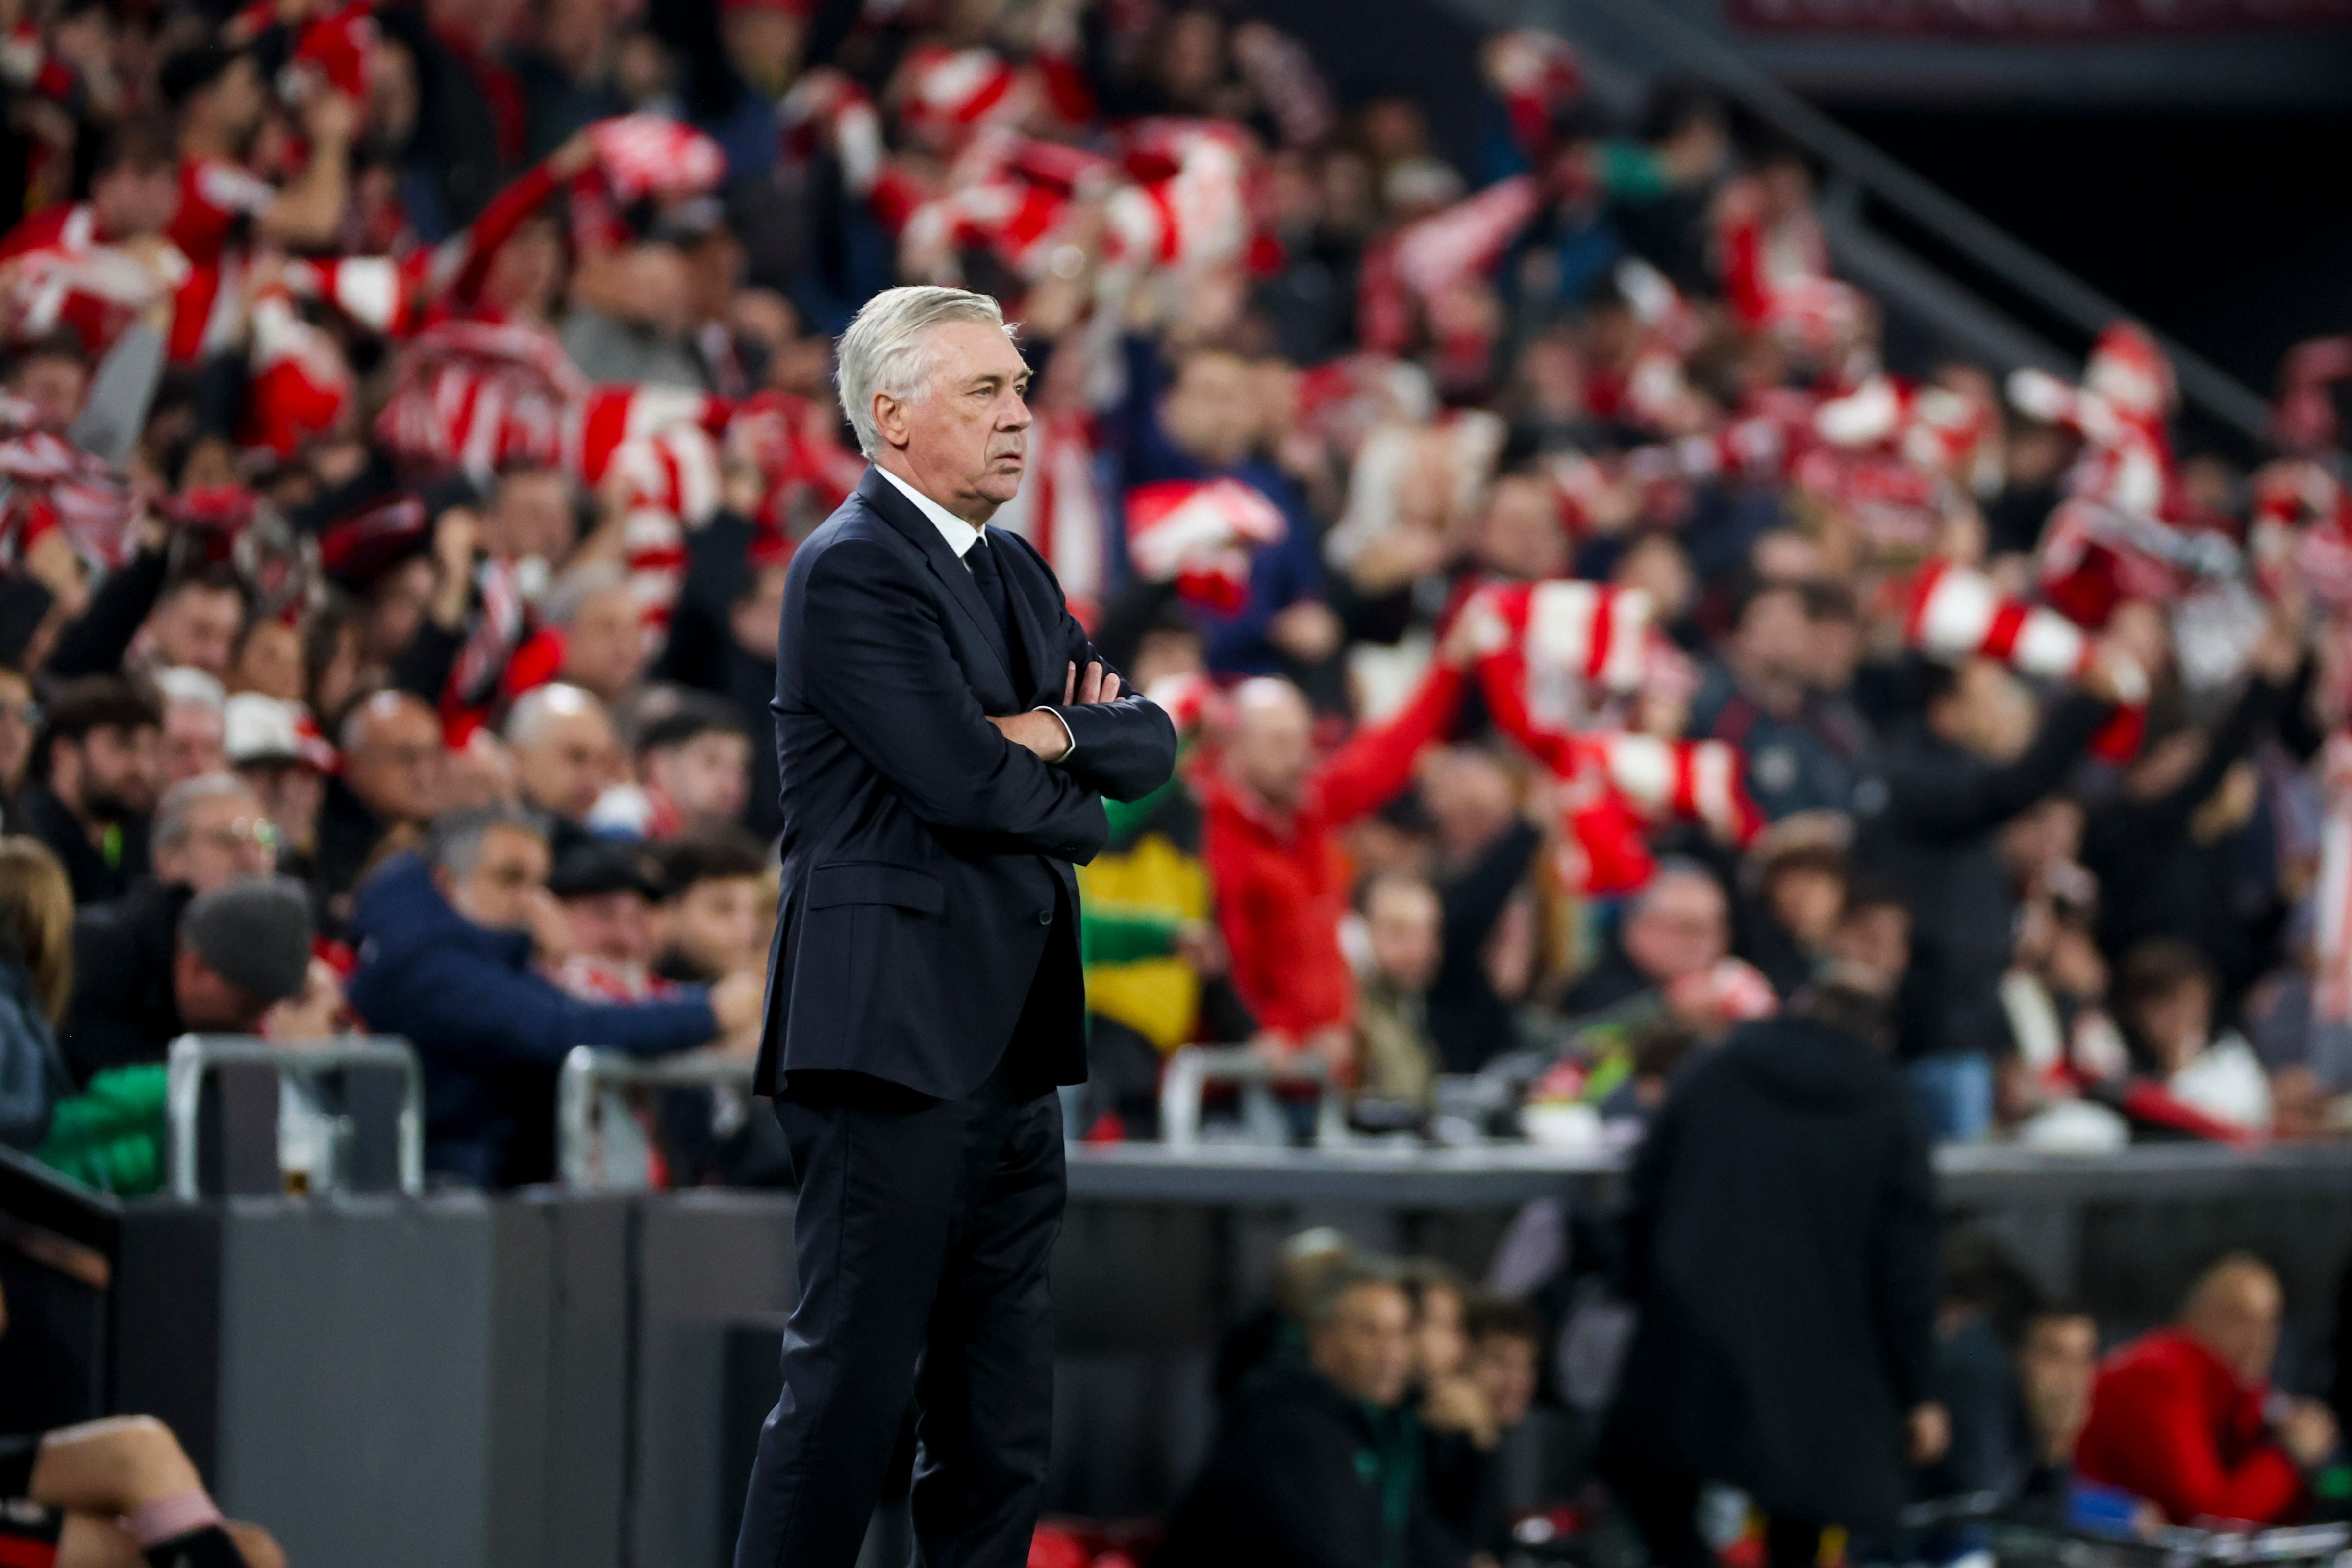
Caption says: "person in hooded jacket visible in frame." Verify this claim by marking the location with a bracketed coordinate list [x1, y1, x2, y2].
[1600, 980, 1946, 1567]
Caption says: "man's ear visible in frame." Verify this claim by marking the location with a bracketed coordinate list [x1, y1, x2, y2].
[872, 391, 908, 452]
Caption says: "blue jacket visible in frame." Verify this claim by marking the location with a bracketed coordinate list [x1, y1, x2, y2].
[346, 854, 718, 1187]
[0, 954, 68, 1153]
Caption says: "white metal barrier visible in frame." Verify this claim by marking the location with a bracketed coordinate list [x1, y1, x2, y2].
[1157, 1045, 1348, 1149]
[164, 1033, 424, 1199]
[557, 1046, 757, 1191]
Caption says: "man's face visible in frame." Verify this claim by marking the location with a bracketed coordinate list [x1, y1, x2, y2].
[156, 788, 277, 893]
[649, 732, 751, 825]
[879, 320, 1031, 522]
[206, 55, 268, 139]
[1932, 660, 2035, 764]
[344, 697, 444, 824]
[561, 587, 648, 702]
[2193, 1267, 2284, 1388]
[239, 760, 324, 854]
[1831, 903, 1911, 994]
[1309, 1283, 1416, 1410]
[68, 723, 163, 821]
[1735, 587, 1812, 690]
[2017, 1314, 2098, 1462]
[487, 469, 575, 565]
[516, 707, 617, 823]
[92, 164, 180, 238]
[446, 824, 551, 932]
[1413, 1283, 1466, 1383]
[173, 945, 264, 1032]
[1467, 1333, 1540, 1431]
[231, 619, 307, 702]
[150, 587, 244, 677]
[1365, 880, 1442, 994]
[163, 700, 226, 786]
[562, 890, 655, 966]
[8, 355, 89, 431]
[1474, 476, 1567, 583]
[1159, 351, 1259, 470]
[1227, 680, 1315, 810]
[1624, 873, 1728, 987]
[662, 875, 766, 980]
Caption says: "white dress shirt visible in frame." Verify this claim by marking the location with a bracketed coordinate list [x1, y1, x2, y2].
[874, 465, 1075, 759]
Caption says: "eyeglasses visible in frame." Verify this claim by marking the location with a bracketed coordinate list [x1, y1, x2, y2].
[192, 818, 281, 856]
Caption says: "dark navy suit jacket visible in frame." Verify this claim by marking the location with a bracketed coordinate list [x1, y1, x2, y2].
[754, 467, 1177, 1099]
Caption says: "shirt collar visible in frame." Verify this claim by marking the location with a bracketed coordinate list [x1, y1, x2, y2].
[876, 465, 982, 560]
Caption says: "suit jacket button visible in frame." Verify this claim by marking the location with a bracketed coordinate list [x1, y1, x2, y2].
[1038, 909, 1054, 925]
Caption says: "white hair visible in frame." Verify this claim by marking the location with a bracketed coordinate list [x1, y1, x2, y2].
[153, 665, 225, 715]
[155, 771, 260, 848]
[504, 682, 604, 751]
[834, 286, 1014, 460]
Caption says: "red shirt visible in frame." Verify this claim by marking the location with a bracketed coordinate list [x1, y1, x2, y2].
[1201, 663, 1463, 1039]
[2075, 1326, 2305, 1526]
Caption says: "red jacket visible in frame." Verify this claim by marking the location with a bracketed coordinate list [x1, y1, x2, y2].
[2075, 1326, 2305, 1525]
[1202, 665, 1464, 1040]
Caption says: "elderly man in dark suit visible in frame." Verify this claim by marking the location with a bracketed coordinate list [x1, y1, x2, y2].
[732, 286, 1176, 1568]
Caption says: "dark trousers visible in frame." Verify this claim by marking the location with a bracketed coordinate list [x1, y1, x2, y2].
[731, 1058, 1066, 1568]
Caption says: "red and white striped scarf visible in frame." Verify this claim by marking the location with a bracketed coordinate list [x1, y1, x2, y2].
[375, 317, 586, 480]
[989, 412, 1103, 626]
[0, 394, 138, 571]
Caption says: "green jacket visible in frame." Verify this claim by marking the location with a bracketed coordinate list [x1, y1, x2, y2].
[39, 1062, 168, 1197]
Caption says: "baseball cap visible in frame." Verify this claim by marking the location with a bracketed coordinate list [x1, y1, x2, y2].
[224, 694, 335, 772]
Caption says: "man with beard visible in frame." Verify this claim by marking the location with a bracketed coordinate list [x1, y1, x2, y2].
[15, 678, 164, 904]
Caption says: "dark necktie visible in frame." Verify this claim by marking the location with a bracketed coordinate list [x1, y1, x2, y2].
[964, 536, 1028, 689]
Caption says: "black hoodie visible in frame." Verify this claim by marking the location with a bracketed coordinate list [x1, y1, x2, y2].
[1602, 1014, 1940, 1534]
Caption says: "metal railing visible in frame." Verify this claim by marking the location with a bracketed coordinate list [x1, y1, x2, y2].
[557, 1046, 757, 1190]
[1158, 1045, 1349, 1149]
[164, 1034, 424, 1200]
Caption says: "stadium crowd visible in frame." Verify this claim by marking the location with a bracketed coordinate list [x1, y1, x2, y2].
[1, 0, 2352, 1557]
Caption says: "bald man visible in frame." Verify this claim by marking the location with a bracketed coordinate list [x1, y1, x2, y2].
[2077, 1255, 2338, 1524]
[1201, 654, 1472, 1080]
[315, 690, 444, 927]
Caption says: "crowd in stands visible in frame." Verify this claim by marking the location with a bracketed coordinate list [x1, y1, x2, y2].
[0, 0, 2343, 1243]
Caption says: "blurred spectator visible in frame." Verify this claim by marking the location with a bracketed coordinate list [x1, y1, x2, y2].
[344, 805, 763, 1187]
[1204, 659, 1467, 1081]
[134, 567, 245, 682]
[543, 563, 653, 706]
[1355, 871, 1446, 1113]
[1162, 1264, 1466, 1568]
[60, 854, 303, 1086]
[1859, 655, 2124, 1141]
[2012, 1303, 2102, 1513]
[1559, 863, 1728, 1019]
[0, 838, 73, 1152]
[153, 667, 227, 788]
[504, 682, 618, 859]
[1602, 985, 1945, 1568]
[1433, 1294, 1546, 1561]
[651, 829, 769, 984]
[18, 677, 161, 905]
[1741, 821, 1850, 1000]
[1691, 580, 1862, 822]
[1420, 747, 1546, 1074]
[0, 665, 38, 811]
[222, 695, 327, 886]
[2077, 1254, 2337, 1525]
[2110, 939, 2272, 1141]
[548, 839, 664, 999]
[317, 690, 443, 922]
[630, 696, 753, 841]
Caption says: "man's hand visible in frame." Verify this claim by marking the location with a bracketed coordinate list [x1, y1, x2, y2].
[987, 711, 1073, 762]
[2280, 1397, 2339, 1468]
[711, 971, 766, 1037]
[1908, 1401, 1952, 1466]
[1062, 660, 1122, 705]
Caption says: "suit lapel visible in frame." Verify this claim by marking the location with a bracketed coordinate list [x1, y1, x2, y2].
[985, 525, 1057, 707]
[854, 468, 1018, 691]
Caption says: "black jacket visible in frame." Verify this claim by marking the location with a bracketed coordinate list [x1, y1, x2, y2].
[1159, 1360, 1466, 1568]
[1603, 1014, 1939, 1533]
[58, 880, 192, 1089]
[756, 469, 1176, 1098]
[13, 784, 148, 909]
[1858, 692, 2109, 1060]
[1429, 820, 1542, 1074]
